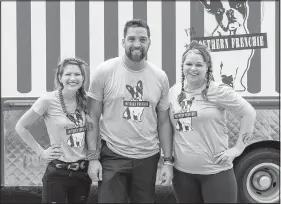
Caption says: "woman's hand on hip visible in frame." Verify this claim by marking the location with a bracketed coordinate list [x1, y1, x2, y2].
[214, 147, 243, 165]
[40, 144, 62, 161]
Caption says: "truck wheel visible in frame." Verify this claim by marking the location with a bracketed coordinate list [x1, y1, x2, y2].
[234, 148, 280, 203]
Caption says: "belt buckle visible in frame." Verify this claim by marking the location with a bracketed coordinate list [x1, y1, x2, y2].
[68, 163, 80, 171]
[55, 164, 65, 169]
[80, 161, 86, 170]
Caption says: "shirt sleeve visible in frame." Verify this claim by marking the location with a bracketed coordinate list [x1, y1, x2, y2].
[87, 64, 106, 101]
[216, 83, 246, 112]
[157, 74, 170, 111]
[168, 86, 173, 109]
[31, 94, 50, 116]
[168, 85, 178, 109]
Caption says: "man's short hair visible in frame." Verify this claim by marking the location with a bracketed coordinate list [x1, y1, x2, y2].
[123, 19, 150, 38]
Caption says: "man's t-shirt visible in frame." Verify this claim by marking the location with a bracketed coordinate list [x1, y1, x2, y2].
[169, 81, 246, 174]
[88, 57, 170, 159]
[31, 90, 87, 162]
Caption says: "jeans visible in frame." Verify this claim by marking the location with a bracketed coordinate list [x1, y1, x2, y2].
[42, 160, 92, 203]
[98, 141, 160, 203]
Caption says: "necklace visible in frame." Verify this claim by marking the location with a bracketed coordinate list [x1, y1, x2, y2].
[58, 88, 83, 126]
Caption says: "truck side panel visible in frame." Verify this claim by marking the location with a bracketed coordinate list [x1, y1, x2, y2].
[2, 101, 279, 186]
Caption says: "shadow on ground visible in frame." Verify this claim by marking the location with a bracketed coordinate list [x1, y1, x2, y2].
[0, 185, 176, 203]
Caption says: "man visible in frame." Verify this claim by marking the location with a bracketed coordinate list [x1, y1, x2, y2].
[86, 19, 173, 203]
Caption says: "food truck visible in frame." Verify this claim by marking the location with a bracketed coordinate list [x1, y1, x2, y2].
[1, 1, 280, 203]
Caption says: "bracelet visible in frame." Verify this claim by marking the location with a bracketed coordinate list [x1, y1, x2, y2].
[86, 150, 100, 160]
[163, 161, 174, 166]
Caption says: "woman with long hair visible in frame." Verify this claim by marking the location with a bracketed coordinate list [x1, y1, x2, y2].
[169, 41, 256, 203]
[16, 58, 92, 203]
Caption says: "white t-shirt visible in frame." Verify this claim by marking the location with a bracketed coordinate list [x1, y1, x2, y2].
[169, 81, 246, 174]
[88, 57, 170, 159]
[31, 90, 87, 162]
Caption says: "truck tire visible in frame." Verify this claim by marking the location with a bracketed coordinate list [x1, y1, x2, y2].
[234, 148, 280, 203]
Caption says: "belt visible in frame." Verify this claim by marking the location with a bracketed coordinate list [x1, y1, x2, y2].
[51, 160, 88, 171]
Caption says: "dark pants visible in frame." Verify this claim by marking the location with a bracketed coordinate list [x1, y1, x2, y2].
[42, 160, 92, 203]
[98, 141, 160, 203]
[172, 167, 237, 203]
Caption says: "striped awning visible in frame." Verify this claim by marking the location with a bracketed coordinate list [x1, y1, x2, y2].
[1, 1, 279, 98]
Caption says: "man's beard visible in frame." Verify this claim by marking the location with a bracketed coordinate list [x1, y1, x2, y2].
[125, 48, 147, 62]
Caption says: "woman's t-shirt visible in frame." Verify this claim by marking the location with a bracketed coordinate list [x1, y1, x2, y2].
[169, 81, 246, 174]
[31, 90, 87, 162]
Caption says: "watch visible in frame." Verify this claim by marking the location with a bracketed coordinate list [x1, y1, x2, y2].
[163, 156, 174, 163]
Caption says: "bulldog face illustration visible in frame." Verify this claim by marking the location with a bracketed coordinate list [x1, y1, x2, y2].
[74, 112, 83, 126]
[199, 0, 248, 36]
[180, 97, 195, 112]
[176, 97, 195, 132]
[199, 0, 254, 91]
[123, 80, 145, 122]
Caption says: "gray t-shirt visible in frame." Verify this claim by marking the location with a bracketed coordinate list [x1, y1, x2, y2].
[31, 90, 87, 162]
[88, 57, 170, 159]
[169, 81, 246, 174]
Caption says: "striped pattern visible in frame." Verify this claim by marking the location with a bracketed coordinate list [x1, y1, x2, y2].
[46, 1, 60, 92]
[17, 1, 32, 93]
[247, 1, 261, 94]
[1, 1, 279, 98]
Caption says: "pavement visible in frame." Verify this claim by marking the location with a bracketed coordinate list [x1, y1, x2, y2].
[0, 185, 176, 203]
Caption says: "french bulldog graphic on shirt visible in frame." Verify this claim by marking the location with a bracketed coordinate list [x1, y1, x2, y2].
[123, 80, 149, 122]
[66, 112, 86, 148]
[174, 97, 197, 132]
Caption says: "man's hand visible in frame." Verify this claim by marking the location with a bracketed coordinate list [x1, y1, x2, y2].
[159, 164, 173, 186]
[88, 160, 103, 182]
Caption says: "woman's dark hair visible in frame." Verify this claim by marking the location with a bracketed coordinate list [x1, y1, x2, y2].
[123, 19, 150, 38]
[54, 58, 89, 114]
